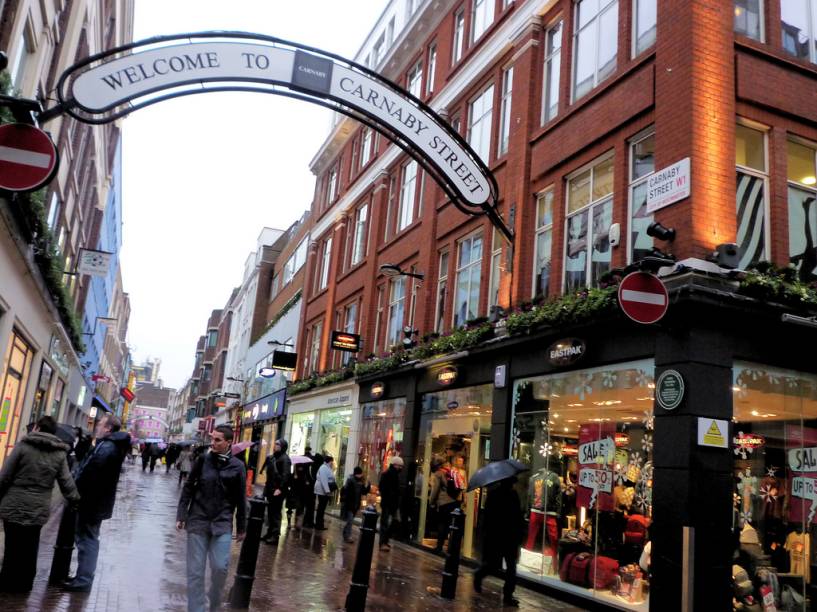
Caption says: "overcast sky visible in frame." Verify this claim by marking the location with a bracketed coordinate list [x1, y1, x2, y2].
[120, 1, 385, 390]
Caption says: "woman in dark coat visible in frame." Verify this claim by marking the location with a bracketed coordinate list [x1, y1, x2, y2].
[0, 416, 80, 592]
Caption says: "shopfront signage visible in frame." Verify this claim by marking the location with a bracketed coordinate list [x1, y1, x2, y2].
[271, 350, 297, 371]
[77, 248, 114, 277]
[579, 437, 615, 465]
[331, 330, 361, 352]
[579, 468, 613, 494]
[646, 157, 690, 213]
[436, 366, 458, 386]
[494, 364, 507, 388]
[656, 369, 684, 410]
[370, 382, 385, 399]
[733, 432, 765, 453]
[240, 387, 286, 425]
[788, 446, 817, 472]
[787, 426, 817, 523]
[697, 417, 728, 449]
[614, 433, 630, 447]
[120, 386, 135, 403]
[547, 338, 586, 366]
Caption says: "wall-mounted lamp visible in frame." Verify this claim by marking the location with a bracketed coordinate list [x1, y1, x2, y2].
[708, 243, 739, 270]
[226, 376, 245, 383]
[379, 263, 425, 280]
[267, 340, 294, 348]
[402, 326, 419, 349]
[646, 221, 676, 242]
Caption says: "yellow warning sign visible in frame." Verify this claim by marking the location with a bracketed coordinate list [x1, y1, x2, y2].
[698, 417, 729, 448]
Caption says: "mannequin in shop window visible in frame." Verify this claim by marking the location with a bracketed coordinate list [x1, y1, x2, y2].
[524, 468, 561, 572]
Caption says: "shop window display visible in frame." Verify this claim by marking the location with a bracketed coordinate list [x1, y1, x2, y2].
[289, 412, 315, 456]
[358, 398, 406, 486]
[732, 362, 817, 611]
[511, 360, 654, 609]
[415, 384, 493, 560]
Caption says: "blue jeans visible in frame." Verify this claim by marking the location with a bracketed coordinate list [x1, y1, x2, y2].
[342, 510, 355, 540]
[186, 531, 232, 612]
[74, 517, 102, 586]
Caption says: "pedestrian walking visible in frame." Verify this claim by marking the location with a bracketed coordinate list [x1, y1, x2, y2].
[303, 446, 319, 528]
[178, 447, 193, 486]
[340, 466, 370, 543]
[129, 444, 138, 465]
[291, 462, 312, 528]
[177, 425, 246, 612]
[0, 416, 80, 593]
[165, 443, 180, 473]
[378, 456, 403, 551]
[141, 443, 151, 472]
[313, 455, 336, 530]
[429, 458, 463, 553]
[62, 414, 131, 592]
[473, 477, 525, 607]
[260, 438, 291, 545]
[149, 443, 161, 472]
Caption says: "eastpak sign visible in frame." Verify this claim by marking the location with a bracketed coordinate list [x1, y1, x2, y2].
[547, 338, 586, 366]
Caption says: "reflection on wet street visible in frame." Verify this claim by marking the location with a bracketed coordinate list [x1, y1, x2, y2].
[1, 463, 584, 611]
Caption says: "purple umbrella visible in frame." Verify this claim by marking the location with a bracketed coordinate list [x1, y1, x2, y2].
[290, 455, 314, 465]
[232, 441, 255, 455]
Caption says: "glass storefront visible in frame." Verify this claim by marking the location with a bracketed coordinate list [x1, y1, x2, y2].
[317, 407, 352, 506]
[288, 412, 315, 456]
[511, 360, 654, 609]
[732, 361, 817, 611]
[0, 331, 33, 467]
[415, 384, 493, 560]
[357, 398, 406, 485]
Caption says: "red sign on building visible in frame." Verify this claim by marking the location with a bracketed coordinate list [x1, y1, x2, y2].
[0, 123, 58, 192]
[618, 272, 669, 324]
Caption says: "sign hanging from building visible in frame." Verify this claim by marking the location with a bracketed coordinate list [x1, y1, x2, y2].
[77, 248, 114, 277]
[120, 386, 135, 402]
[271, 350, 297, 371]
[646, 157, 690, 213]
[331, 330, 361, 353]
[0, 123, 59, 192]
[240, 387, 286, 425]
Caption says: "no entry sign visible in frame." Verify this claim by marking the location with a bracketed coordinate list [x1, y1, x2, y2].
[618, 271, 669, 324]
[0, 123, 58, 192]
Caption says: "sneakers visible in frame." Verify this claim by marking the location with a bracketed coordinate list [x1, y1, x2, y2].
[60, 579, 92, 593]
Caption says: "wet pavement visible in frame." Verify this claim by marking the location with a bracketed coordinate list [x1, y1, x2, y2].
[0, 461, 585, 611]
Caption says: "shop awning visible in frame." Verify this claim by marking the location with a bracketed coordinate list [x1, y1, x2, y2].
[92, 395, 112, 414]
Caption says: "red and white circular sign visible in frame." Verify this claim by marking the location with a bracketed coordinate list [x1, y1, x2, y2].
[0, 123, 59, 192]
[618, 272, 669, 324]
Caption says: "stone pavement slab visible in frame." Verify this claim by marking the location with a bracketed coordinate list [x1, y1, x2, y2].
[0, 462, 587, 611]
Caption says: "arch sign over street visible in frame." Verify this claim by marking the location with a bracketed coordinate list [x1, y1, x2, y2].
[46, 32, 511, 241]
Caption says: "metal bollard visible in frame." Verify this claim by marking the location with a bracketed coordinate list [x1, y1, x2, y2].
[229, 496, 267, 608]
[440, 507, 465, 599]
[49, 502, 77, 584]
[345, 506, 379, 612]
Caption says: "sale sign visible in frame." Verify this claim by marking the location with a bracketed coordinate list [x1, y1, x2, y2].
[787, 425, 817, 524]
[577, 422, 615, 511]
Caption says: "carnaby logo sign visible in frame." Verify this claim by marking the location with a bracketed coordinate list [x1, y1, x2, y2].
[547, 338, 585, 366]
[292, 50, 333, 94]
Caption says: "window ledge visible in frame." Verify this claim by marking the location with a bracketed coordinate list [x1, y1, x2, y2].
[530, 49, 655, 146]
[336, 261, 367, 284]
[377, 219, 422, 254]
[735, 38, 817, 79]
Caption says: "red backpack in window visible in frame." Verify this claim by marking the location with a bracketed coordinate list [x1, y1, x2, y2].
[624, 514, 650, 546]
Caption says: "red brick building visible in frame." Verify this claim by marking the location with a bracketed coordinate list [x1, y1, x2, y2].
[287, 1, 817, 609]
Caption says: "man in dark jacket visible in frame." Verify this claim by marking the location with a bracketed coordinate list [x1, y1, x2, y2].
[62, 414, 131, 592]
[0, 416, 80, 592]
[303, 446, 319, 528]
[260, 438, 291, 544]
[340, 466, 370, 543]
[177, 425, 246, 612]
[378, 456, 403, 551]
[473, 477, 526, 607]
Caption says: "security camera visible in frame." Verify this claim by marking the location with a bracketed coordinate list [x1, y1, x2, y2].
[646, 221, 676, 242]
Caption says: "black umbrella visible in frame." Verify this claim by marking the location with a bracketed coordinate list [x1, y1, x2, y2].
[466, 459, 529, 492]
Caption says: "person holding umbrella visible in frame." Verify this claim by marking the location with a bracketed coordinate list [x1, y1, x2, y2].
[289, 454, 314, 529]
[470, 459, 528, 608]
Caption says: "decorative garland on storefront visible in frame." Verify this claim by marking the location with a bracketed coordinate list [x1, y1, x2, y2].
[737, 262, 817, 309]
